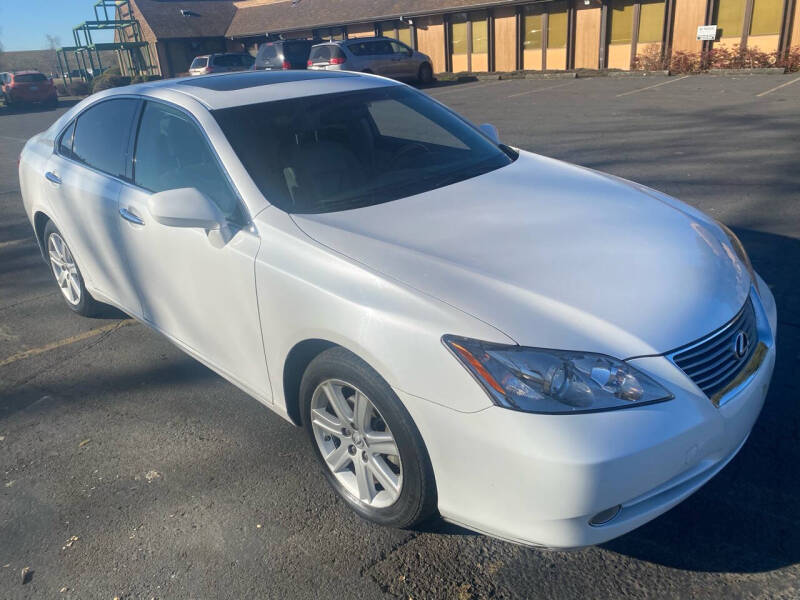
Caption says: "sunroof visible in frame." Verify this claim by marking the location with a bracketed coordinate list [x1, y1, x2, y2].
[177, 70, 357, 92]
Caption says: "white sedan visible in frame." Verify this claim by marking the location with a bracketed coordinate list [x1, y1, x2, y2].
[18, 71, 776, 549]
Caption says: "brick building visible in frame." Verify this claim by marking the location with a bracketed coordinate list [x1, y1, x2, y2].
[122, 0, 800, 77]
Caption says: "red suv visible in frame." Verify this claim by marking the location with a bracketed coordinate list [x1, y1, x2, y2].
[3, 71, 58, 108]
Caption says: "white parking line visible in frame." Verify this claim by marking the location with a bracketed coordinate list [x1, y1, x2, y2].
[0, 238, 31, 250]
[507, 80, 578, 98]
[427, 80, 505, 96]
[756, 76, 800, 97]
[615, 75, 689, 97]
[0, 319, 136, 368]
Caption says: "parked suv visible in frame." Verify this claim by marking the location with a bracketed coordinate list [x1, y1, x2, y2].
[188, 53, 254, 76]
[308, 37, 433, 83]
[254, 39, 315, 70]
[3, 71, 57, 108]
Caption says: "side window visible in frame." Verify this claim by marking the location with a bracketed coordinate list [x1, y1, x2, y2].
[72, 98, 139, 178]
[133, 101, 244, 225]
[390, 41, 409, 55]
[57, 120, 76, 159]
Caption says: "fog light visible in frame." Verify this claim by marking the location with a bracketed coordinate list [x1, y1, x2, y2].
[589, 505, 621, 526]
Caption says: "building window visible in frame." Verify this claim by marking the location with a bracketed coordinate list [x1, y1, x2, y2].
[749, 0, 783, 35]
[470, 11, 489, 55]
[523, 5, 544, 51]
[713, 0, 747, 38]
[609, 0, 636, 45]
[548, 1, 569, 49]
[638, 0, 666, 44]
[379, 20, 413, 46]
[450, 13, 468, 55]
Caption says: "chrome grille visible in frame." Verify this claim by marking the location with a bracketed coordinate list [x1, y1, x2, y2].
[670, 298, 758, 400]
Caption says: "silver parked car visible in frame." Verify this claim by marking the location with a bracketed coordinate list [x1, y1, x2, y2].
[308, 37, 433, 83]
[188, 52, 254, 76]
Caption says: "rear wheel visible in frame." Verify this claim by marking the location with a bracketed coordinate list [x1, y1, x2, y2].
[300, 347, 437, 528]
[417, 63, 433, 84]
[44, 220, 100, 317]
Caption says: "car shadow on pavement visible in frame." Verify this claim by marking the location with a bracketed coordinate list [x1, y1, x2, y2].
[602, 228, 800, 573]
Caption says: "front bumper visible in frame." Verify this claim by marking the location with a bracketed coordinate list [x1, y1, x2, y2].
[400, 277, 776, 549]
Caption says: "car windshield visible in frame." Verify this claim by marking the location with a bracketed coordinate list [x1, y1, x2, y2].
[16, 73, 47, 83]
[213, 86, 514, 214]
[190, 57, 208, 69]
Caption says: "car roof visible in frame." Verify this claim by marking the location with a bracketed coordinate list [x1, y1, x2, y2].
[96, 69, 400, 111]
[314, 36, 395, 46]
[13, 70, 44, 75]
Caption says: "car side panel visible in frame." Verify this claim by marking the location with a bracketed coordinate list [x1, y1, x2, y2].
[252, 208, 513, 417]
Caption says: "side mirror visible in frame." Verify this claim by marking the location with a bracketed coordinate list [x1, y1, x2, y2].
[479, 123, 500, 144]
[148, 187, 232, 246]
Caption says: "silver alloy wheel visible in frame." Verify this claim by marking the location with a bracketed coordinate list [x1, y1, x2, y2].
[310, 379, 402, 508]
[47, 232, 81, 306]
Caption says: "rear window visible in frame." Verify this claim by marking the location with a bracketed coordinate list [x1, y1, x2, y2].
[190, 57, 208, 69]
[15, 73, 47, 83]
[256, 44, 279, 66]
[308, 46, 331, 62]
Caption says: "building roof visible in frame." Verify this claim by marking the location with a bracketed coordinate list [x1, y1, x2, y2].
[226, 0, 515, 38]
[131, 0, 238, 39]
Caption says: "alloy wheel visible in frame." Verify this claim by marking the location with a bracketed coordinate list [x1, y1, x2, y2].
[310, 379, 402, 508]
[48, 232, 81, 305]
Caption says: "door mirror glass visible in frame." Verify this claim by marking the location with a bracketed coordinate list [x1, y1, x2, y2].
[479, 123, 500, 144]
[147, 187, 226, 230]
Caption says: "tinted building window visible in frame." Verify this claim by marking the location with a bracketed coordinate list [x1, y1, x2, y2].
[638, 0, 666, 43]
[72, 98, 139, 179]
[133, 101, 242, 224]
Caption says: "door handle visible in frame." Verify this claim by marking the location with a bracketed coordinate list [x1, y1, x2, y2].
[45, 171, 61, 185]
[119, 207, 144, 225]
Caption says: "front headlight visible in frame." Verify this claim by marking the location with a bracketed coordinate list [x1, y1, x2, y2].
[443, 336, 673, 414]
[716, 220, 755, 284]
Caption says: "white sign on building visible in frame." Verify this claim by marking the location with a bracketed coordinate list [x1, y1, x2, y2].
[696, 25, 718, 41]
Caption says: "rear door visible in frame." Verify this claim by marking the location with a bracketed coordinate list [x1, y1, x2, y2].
[364, 41, 394, 75]
[255, 43, 280, 69]
[389, 41, 416, 78]
[44, 97, 143, 314]
[116, 99, 270, 398]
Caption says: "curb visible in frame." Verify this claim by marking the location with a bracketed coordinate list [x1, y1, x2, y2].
[707, 67, 786, 75]
[608, 70, 670, 77]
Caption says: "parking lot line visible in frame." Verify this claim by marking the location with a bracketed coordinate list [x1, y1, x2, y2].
[0, 238, 31, 249]
[0, 319, 136, 367]
[615, 75, 689, 97]
[427, 80, 505, 96]
[756, 75, 800, 97]
[506, 80, 578, 98]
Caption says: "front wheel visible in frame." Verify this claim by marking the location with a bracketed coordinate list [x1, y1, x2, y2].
[44, 220, 100, 317]
[300, 347, 437, 528]
[417, 63, 433, 84]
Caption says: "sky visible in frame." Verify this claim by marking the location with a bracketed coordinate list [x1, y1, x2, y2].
[1, 0, 114, 52]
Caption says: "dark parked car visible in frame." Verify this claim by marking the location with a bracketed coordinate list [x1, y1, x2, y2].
[188, 53, 254, 76]
[253, 40, 315, 70]
[3, 71, 57, 108]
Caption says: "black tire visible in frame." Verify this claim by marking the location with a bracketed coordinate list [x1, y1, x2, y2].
[43, 220, 101, 317]
[417, 63, 433, 84]
[300, 346, 437, 528]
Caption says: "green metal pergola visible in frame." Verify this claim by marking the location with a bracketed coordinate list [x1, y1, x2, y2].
[56, 0, 156, 84]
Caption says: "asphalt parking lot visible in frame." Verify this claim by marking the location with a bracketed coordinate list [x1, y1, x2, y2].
[1, 73, 799, 599]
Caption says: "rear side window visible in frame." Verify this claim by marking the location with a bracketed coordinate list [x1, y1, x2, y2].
[190, 57, 208, 69]
[309, 46, 331, 62]
[213, 55, 236, 67]
[368, 41, 393, 55]
[348, 42, 370, 56]
[15, 73, 47, 83]
[72, 98, 139, 178]
[133, 101, 243, 225]
[58, 121, 76, 158]
[240, 54, 255, 67]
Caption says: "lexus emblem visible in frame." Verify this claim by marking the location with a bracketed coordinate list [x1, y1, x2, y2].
[733, 331, 749, 359]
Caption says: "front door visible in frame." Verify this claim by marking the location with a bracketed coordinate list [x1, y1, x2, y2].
[116, 99, 271, 399]
[46, 97, 142, 315]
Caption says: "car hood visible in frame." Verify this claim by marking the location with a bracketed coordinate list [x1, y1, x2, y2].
[291, 151, 751, 358]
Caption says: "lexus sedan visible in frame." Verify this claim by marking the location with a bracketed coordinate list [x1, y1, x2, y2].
[18, 71, 776, 549]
